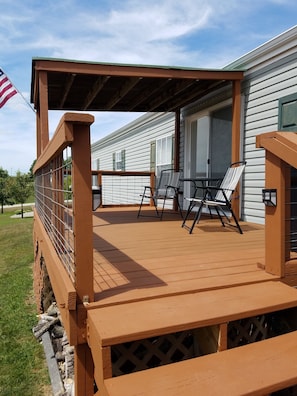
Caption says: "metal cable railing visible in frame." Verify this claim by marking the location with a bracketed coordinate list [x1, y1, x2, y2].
[35, 147, 75, 282]
[285, 167, 297, 257]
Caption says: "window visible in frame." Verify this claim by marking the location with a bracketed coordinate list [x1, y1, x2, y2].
[279, 93, 297, 131]
[150, 135, 173, 176]
[156, 135, 173, 167]
[113, 150, 125, 171]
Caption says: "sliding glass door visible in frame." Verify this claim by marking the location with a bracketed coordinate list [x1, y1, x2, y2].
[184, 105, 232, 201]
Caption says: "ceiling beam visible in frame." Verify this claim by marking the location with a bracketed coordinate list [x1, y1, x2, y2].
[166, 80, 230, 111]
[146, 79, 198, 112]
[105, 77, 142, 110]
[82, 76, 110, 110]
[59, 73, 76, 108]
[128, 78, 172, 111]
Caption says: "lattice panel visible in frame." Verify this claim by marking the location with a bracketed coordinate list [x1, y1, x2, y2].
[111, 331, 199, 376]
[227, 312, 293, 349]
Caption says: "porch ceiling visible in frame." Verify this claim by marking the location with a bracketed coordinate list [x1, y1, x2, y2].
[31, 58, 244, 113]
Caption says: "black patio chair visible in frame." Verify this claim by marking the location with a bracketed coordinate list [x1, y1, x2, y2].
[137, 168, 183, 220]
[182, 161, 246, 234]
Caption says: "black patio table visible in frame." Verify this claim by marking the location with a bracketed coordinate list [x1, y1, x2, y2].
[180, 177, 222, 198]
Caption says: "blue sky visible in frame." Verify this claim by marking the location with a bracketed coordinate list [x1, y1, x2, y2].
[0, 0, 296, 174]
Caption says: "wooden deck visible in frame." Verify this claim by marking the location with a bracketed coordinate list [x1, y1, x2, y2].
[91, 206, 276, 307]
[88, 207, 297, 395]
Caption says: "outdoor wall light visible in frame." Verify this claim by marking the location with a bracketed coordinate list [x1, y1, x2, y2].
[262, 188, 277, 207]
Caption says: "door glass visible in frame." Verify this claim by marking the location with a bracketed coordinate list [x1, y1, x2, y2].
[196, 116, 209, 178]
[186, 108, 231, 201]
[189, 117, 209, 198]
[210, 106, 232, 180]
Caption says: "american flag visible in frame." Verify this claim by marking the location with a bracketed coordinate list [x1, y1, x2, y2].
[0, 68, 17, 108]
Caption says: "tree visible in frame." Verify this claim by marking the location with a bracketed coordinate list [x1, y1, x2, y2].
[0, 167, 13, 213]
[10, 171, 34, 218]
[29, 159, 36, 181]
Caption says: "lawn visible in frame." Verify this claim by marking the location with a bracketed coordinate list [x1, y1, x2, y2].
[0, 212, 51, 396]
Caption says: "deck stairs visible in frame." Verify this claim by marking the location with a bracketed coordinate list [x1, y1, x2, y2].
[87, 281, 297, 395]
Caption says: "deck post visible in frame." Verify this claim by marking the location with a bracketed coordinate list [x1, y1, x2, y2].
[264, 151, 286, 276]
[174, 110, 181, 212]
[36, 70, 49, 156]
[71, 120, 95, 395]
[71, 120, 94, 303]
[231, 79, 242, 219]
[75, 343, 94, 396]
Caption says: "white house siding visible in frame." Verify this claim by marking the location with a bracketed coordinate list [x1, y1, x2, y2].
[241, 51, 297, 224]
[91, 112, 176, 205]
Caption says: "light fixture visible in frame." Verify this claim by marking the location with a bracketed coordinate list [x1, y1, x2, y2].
[262, 188, 277, 207]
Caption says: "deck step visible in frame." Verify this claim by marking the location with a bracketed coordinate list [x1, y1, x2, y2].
[88, 281, 297, 346]
[103, 330, 297, 396]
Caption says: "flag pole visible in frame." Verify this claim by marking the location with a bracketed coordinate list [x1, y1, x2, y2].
[15, 86, 36, 113]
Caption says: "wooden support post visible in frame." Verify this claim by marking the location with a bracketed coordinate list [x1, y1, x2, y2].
[71, 117, 95, 396]
[174, 110, 181, 172]
[265, 151, 286, 276]
[174, 110, 181, 212]
[231, 79, 242, 219]
[71, 121, 94, 304]
[37, 70, 49, 155]
[75, 344, 94, 396]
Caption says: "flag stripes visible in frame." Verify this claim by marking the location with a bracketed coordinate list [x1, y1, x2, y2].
[0, 68, 17, 108]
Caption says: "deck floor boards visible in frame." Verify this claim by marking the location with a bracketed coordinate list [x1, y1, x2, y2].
[92, 207, 277, 307]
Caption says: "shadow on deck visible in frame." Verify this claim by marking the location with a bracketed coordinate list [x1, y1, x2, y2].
[91, 206, 275, 307]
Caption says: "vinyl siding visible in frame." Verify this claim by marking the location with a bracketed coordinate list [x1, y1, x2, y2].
[242, 53, 297, 223]
[92, 112, 175, 171]
[91, 112, 176, 205]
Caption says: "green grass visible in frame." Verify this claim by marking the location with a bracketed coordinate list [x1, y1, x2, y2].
[0, 212, 50, 396]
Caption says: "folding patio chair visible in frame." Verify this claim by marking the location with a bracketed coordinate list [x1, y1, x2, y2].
[137, 168, 183, 220]
[182, 161, 246, 234]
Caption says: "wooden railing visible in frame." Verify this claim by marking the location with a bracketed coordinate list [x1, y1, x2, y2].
[256, 131, 297, 279]
[34, 113, 95, 312]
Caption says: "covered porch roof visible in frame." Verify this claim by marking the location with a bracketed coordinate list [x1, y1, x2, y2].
[31, 58, 245, 217]
[31, 58, 244, 179]
[31, 57, 244, 113]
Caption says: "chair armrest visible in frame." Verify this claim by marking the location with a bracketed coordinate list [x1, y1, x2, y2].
[140, 185, 155, 197]
[205, 186, 234, 202]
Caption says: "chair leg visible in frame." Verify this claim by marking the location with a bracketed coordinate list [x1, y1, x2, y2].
[153, 197, 159, 217]
[182, 200, 196, 228]
[137, 187, 159, 218]
[213, 206, 225, 227]
[189, 202, 204, 234]
[159, 196, 166, 220]
[177, 199, 184, 220]
[160, 192, 183, 221]
[230, 208, 243, 234]
[137, 194, 145, 217]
